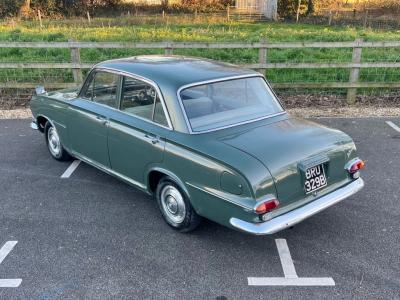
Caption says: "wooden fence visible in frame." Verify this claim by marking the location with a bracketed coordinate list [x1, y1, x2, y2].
[1, 39, 400, 103]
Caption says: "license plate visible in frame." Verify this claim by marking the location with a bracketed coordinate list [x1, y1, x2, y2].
[304, 164, 327, 194]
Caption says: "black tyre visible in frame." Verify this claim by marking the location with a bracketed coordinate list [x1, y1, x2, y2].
[156, 177, 202, 232]
[44, 121, 72, 161]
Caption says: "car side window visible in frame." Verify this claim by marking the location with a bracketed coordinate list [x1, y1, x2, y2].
[154, 97, 169, 127]
[83, 71, 119, 109]
[120, 76, 168, 126]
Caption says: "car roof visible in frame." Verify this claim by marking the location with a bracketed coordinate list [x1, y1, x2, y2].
[95, 55, 259, 90]
[94, 56, 263, 133]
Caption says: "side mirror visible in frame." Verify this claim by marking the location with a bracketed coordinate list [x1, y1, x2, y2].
[35, 85, 46, 95]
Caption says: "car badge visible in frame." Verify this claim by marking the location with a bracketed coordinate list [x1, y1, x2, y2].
[35, 85, 46, 95]
[346, 149, 352, 159]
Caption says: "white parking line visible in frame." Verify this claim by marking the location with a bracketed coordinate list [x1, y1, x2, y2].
[386, 121, 400, 133]
[0, 241, 22, 288]
[61, 160, 81, 178]
[0, 241, 17, 264]
[0, 279, 22, 288]
[248, 277, 335, 286]
[248, 239, 335, 286]
[276, 238, 298, 279]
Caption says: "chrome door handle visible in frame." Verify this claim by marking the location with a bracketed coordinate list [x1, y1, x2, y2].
[144, 134, 160, 144]
[95, 116, 108, 125]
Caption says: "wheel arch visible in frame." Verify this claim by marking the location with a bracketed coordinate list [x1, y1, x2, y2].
[147, 167, 190, 198]
[36, 114, 55, 133]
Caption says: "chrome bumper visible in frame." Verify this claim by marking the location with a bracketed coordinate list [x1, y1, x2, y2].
[229, 178, 364, 235]
[30, 121, 38, 130]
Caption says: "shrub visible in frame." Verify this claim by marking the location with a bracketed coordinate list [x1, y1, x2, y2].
[0, 0, 25, 17]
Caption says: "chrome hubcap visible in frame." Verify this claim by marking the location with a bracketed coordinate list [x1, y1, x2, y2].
[160, 185, 186, 224]
[47, 126, 61, 157]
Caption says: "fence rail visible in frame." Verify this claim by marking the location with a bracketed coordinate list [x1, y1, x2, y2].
[1, 39, 400, 103]
[2, 41, 400, 49]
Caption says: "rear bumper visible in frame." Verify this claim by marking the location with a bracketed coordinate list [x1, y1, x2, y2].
[229, 178, 364, 235]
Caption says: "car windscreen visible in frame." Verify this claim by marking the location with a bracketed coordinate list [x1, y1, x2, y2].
[179, 76, 284, 133]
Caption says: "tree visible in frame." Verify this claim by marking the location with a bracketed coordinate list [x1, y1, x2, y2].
[161, 0, 169, 9]
[306, 0, 314, 15]
[278, 0, 315, 19]
[0, 0, 26, 17]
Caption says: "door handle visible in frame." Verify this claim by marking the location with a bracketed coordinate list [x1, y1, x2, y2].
[144, 134, 160, 145]
[95, 116, 108, 125]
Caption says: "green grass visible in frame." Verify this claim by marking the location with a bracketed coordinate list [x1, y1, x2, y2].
[0, 17, 400, 88]
[2, 17, 400, 42]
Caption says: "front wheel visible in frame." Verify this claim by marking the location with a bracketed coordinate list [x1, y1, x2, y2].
[44, 122, 71, 161]
[156, 177, 201, 232]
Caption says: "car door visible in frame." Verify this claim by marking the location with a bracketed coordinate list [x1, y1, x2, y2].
[107, 75, 171, 186]
[68, 70, 120, 168]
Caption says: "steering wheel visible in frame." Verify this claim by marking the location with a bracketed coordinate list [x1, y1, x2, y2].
[137, 87, 157, 103]
[137, 90, 147, 102]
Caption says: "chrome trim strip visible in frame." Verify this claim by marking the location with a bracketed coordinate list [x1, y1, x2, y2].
[78, 67, 174, 131]
[186, 182, 251, 210]
[345, 157, 362, 172]
[229, 178, 364, 235]
[194, 112, 287, 135]
[253, 194, 277, 212]
[176, 74, 286, 134]
[72, 152, 147, 191]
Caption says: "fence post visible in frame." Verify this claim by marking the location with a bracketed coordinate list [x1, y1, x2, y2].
[258, 39, 267, 76]
[363, 9, 369, 28]
[328, 10, 333, 26]
[296, 0, 301, 23]
[86, 11, 91, 24]
[347, 38, 363, 104]
[37, 9, 43, 28]
[227, 5, 230, 21]
[165, 42, 173, 55]
[69, 40, 83, 85]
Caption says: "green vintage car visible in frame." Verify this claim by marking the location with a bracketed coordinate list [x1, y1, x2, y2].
[30, 56, 365, 235]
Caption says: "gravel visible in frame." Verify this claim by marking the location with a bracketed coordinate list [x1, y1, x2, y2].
[278, 91, 400, 108]
[0, 108, 33, 119]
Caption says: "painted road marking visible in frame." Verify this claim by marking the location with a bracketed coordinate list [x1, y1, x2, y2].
[248, 239, 335, 286]
[386, 121, 400, 133]
[61, 160, 81, 178]
[248, 277, 335, 286]
[0, 241, 22, 288]
[0, 241, 18, 264]
[0, 279, 22, 288]
[276, 238, 298, 279]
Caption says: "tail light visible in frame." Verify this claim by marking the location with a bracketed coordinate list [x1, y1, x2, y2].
[346, 158, 365, 179]
[254, 198, 280, 215]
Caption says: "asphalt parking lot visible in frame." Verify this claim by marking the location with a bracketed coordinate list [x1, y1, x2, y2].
[0, 117, 399, 300]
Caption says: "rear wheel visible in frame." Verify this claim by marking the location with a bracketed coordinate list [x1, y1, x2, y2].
[44, 122, 71, 161]
[156, 177, 201, 232]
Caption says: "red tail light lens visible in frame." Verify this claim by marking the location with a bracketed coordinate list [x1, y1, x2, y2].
[348, 159, 365, 174]
[255, 199, 280, 215]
